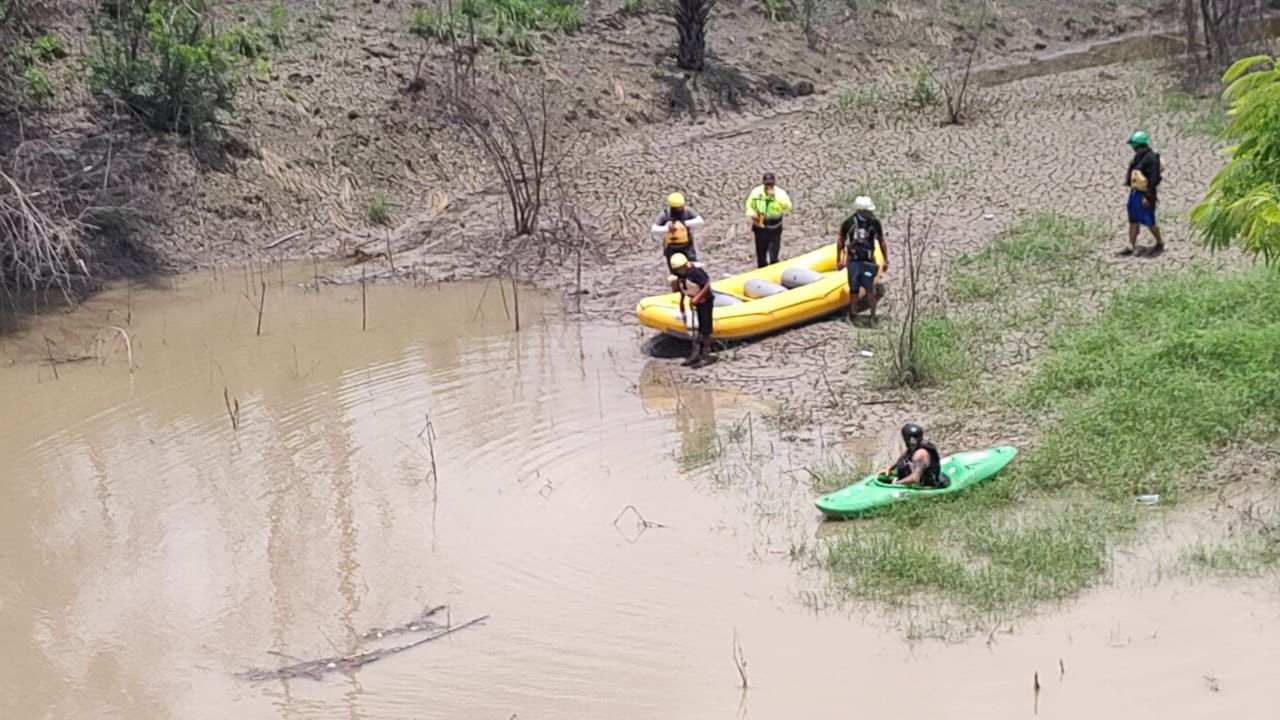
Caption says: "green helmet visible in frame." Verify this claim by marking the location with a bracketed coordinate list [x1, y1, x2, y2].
[1128, 130, 1150, 147]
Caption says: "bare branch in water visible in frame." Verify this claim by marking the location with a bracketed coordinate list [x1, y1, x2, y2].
[238, 613, 489, 682]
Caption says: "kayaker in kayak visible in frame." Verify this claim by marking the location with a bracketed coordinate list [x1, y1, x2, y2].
[836, 196, 888, 323]
[653, 192, 705, 264]
[884, 423, 946, 488]
[670, 252, 714, 368]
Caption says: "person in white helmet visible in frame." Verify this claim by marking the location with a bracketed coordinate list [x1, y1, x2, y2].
[836, 196, 888, 322]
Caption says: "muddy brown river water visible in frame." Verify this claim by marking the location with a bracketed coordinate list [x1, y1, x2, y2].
[2, 267, 1278, 719]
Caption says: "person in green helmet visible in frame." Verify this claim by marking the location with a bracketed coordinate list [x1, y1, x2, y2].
[1120, 130, 1165, 257]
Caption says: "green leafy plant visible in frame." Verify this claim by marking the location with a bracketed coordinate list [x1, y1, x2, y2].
[86, 0, 244, 136]
[622, 0, 644, 15]
[22, 65, 53, 104]
[33, 34, 67, 60]
[410, 6, 456, 43]
[265, 3, 289, 49]
[366, 196, 397, 225]
[760, 0, 793, 21]
[1190, 55, 1280, 263]
[908, 61, 937, 109]
[546, 3, 582, 32]
[409, 0, 583, 54]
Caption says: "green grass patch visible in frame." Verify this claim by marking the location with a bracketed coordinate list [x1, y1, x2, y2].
[950, 212, 1108, 304]
[1183, 525, 1280, 577]
[822, 267, 1280, 632]
[869, 315, 972, 389]
[1019, 269, 1280, 501]
[807, 456, 877, 494]
[409, 0, 584, 55]
[829, 166, 972, 215]
[365, 196, 397, 225]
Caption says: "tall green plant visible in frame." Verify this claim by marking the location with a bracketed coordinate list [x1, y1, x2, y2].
[87, 0, 240, 136]
[1191, 55, 1280, 263]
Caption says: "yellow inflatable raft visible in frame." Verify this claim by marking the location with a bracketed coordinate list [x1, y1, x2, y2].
[635, 243, 884, 341]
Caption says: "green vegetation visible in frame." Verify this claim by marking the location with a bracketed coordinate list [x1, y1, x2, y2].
[835, 85, 886, 113]
[869, 213, 1109, 389]
[908, 62, 937, 109]
[950, 213, 1107, 304]
[86, 0, 252, 136]
[22, 65, 52, 104]
[408, 0, 584, 56]
[1184, 520, 1280, 577]
[678, 425, 723, 469]
[621, 0, 645, 15]
[1191, 55, 1280, 262]
[822, 239, 1280, 633]
[808, 456, 877, 494]
[871, 315, 971, 389]
[1018, 270, 1280, 502]
[760, 0, 793, 21]
[366, 196, 397, 225]
[830, 166, 972, 215]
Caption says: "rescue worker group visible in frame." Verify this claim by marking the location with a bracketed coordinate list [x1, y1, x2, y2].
[654, 131, 1164, 369]
[655, 171, 887, 369]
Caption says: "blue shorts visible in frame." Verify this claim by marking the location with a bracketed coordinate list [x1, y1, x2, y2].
[1127, 190, 1156, 227]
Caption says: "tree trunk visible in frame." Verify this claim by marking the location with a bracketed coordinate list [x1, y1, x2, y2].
[1182, 0, 1199, 55]
[675, 0, 713, 71]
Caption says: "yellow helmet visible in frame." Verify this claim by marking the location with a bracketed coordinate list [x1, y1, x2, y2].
[668, 253, 689, 270]
[667, 192, 686, 209]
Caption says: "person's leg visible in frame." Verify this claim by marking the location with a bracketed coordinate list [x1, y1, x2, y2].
[859, 265, 878, 323]
[1122, 222, 1138, 254]
[683, 331, 700, 365]
[1147, 223, 1164, 251]
[753, 227, 769, 268]
[692, 303, 714, 366]
[768, 226, 782, 265]
[1121, 191, 1141, 255]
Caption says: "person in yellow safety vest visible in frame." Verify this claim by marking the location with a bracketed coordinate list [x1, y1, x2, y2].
[744, 172, 793, 268]
[652, 192, 705, 264]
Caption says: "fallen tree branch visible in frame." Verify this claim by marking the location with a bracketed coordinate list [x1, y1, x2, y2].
[238, 614, 490, 682]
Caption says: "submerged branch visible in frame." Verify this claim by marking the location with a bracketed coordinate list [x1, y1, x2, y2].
[239, 612, 490, 682]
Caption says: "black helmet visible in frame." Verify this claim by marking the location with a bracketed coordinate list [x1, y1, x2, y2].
[901, 423, 924, 445]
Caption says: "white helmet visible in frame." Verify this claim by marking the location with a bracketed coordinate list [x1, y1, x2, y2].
[854, 196, 876, 212]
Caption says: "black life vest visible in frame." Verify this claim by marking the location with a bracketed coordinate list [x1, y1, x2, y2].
[845, 215, 876, 262]
[893, 441, 943, 487]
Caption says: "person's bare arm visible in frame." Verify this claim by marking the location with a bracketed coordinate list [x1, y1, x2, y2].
[896, 448, 931, 485]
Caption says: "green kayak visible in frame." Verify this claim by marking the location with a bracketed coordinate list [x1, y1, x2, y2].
[814, 446, 1018, 519]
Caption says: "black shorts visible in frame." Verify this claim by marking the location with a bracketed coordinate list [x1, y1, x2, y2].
[847, 260, 877, 296]
[664, 243, 697, 261]
[694, 300, 714, 337]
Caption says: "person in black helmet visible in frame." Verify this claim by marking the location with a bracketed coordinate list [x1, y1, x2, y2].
[883, 423, 946, 488]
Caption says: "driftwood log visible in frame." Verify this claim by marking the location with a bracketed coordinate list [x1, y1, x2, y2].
[238, 606, 489, 682]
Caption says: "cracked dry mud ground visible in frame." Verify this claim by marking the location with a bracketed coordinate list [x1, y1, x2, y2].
[374, 58, 1241, 446]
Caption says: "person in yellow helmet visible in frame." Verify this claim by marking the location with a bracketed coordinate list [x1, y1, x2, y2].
[669, 252, 714, 368]
[744, 172, 793, 268]
[652, 192, 705, 264]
